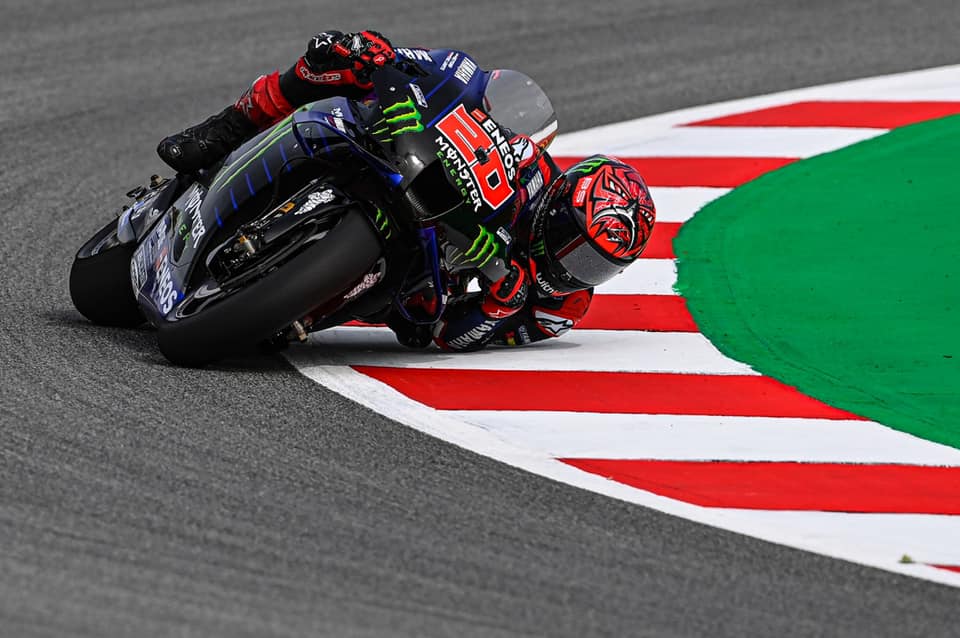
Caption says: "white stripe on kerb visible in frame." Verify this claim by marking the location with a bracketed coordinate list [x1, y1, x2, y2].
[445, 411, 960, 464]
[648, 187, 730, 222]
[731, 511, 960, 567]
[550, 64, 960, 154]
[303, 327, 755, 375]
[595, 259, 677, 295]
[554, 126, 884, 158]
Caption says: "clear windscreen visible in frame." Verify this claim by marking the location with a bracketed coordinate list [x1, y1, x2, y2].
[482, 69, 558, 149]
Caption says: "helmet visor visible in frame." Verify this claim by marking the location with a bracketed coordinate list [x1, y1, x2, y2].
[542, 201, 627, 288]
[553, 235, 627, 287]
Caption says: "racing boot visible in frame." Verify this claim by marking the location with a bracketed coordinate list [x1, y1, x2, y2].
[157, 70, 296, 174]
[156, 105, 258, 174]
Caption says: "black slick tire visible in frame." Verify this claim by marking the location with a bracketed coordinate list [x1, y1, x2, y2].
[157, 208, 380, 367]
[69, 218, 145, 328]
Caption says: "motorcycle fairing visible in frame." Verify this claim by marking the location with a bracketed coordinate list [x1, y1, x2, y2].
[133, 98, 368, 322]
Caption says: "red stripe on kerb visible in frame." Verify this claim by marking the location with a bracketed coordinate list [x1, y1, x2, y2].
[579, 295, 698, 332]
[641, 222, 680, 259]
[931, 565, 960, 574]
[552, 157, 796, 188]
[685, 101, 960, 128]
[561, 459, 960, 515]
[352, 368, 865, 419]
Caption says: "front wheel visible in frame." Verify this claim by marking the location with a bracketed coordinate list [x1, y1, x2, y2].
[69, 217, 145, 327]
[157, 208, 381, 367]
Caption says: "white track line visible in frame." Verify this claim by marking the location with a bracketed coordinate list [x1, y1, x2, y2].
[305, 327, 756, 375]
[444, 411, 960, 464]
[560, 126, 884, 157]
[728, 511, 960, 566]
[595, 259, 677, 295]
[550, 64, 960, 154]
[648, 187, 730, 222]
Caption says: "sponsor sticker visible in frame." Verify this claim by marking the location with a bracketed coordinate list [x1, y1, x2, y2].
[454, 57, 477, 84]
[534, 309, 574, 337]
[328, 115, 348, 134]
[298, 64, 342, 84]
[343, 271, 383, 300]
[448, 318, 499, 349]
[410, 83, 428, 108]
[573, 177, 593, 207]
[440, 51, 459, 71]
[153, 250, 180, 315]
[131, 214, 168, 292]
[294, 189, 336, 215]
[396, 47, 432, 62]
[434, 104, 519, 212]
[181, 185, 206, 249]
[535, 271, 560, 296]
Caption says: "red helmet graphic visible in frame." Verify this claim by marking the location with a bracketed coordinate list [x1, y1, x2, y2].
[572, 158, 656, 260]
[530, 156, 656, 294]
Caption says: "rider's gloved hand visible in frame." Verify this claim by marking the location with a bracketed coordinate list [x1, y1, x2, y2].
[338, 30, 396, 76]
[300, 30, 396, 89]
[480, 258, 529, 319]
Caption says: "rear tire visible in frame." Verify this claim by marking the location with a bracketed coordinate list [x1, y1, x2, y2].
[69, 218, 145, 328]
[157, 208, 381, 367]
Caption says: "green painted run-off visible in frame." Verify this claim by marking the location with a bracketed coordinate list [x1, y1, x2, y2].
[675, 114, 960, 449]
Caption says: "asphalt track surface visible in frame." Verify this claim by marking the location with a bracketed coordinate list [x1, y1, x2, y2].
[3, 1, 960, 636]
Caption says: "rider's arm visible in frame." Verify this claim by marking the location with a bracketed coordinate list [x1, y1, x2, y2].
[431, 138, 569, 351]
[236, 30, 396, 128]
[430, 257, 529, 351]
[433, 284, 593, 352]
[492, 289, 593, 347]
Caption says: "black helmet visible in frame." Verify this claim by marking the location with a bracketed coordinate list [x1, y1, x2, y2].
[529, 156, 656, 295]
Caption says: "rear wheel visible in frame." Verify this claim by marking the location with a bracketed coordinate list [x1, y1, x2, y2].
[157, 208, 381, 367]
[69, 218, 145, 327]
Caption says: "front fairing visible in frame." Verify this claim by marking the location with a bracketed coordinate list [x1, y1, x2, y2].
[369, 57, 525, 279]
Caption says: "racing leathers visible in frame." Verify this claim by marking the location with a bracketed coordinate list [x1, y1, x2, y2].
[426, 145, 594, 352]
[156, 31, 594, 352]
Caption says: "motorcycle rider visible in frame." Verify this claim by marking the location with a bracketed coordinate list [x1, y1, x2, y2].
[157, 30, 656, 351]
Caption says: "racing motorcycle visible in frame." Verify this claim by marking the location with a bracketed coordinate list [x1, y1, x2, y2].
[69, 51, 557, 366]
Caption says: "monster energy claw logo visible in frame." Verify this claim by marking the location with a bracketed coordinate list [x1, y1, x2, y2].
[372, 97, 424, 142]
[569, 156, 607, 175]
[375, 207, 392, 239]
[462, 225, 499, 268]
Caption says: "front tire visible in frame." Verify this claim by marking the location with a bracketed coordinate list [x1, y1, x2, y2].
[157, 208, 381, 367]
[69, 218, 145, 327]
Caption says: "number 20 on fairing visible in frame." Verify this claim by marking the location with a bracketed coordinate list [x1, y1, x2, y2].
[435, 104, 515, 210]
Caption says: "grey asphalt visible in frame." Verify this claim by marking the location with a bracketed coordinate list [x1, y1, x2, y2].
[2, 1, 959, 636]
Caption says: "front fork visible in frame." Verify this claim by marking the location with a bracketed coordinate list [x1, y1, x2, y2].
[391, 226, 448, 325]
[116, 174, 185, 244]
